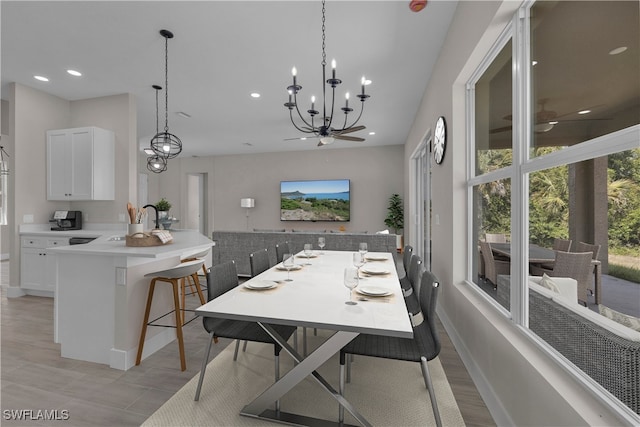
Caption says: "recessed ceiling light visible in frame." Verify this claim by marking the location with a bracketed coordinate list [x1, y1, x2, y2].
[176, 111, 191, 118]
[549, 121, 558, 125]
[67, 69, 82, 77]
[368, 132, 376, 135]
[578, 109, 591, 115]
[609, 46, 627, 55]
[532, 60, 538, 66]
[34, 75, 49, 82]
[300, 137, 307, 141]
[143, 148, 155, 155]
[250, 92, 260, 98]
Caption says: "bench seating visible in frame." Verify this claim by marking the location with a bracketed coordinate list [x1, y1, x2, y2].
[212, 230, 398, 276]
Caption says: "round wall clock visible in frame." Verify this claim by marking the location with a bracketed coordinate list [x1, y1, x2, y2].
[433, 116, 447, 164]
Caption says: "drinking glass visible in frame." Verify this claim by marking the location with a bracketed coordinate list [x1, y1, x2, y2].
[303, 243, 313, 265]
[359, 242, 368, 259]
[317, 236, 326, 254]
[353, 252, 365, 279]
[343, 267, 359, 305]
[283, 253, 294, 281]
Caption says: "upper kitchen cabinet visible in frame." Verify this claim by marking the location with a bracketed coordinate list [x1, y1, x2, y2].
[47, 127, 115, 200]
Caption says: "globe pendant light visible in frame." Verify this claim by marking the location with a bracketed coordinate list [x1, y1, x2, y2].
[147, 84, 168, 173]
[284, 0, 370, 143]
[150, 29, 182, 159]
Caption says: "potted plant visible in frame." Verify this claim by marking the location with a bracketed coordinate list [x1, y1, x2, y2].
[155, 197, 172, 225]
[384, 194, 404, 249]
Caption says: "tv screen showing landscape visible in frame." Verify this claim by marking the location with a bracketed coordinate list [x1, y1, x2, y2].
[280, 179, 350, 222]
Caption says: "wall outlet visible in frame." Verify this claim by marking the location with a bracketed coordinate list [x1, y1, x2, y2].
[23, 214, 34, 223]
[118, 213, 126, 222]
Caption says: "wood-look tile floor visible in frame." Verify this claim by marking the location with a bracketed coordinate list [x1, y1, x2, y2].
[1, 263, 495, 426]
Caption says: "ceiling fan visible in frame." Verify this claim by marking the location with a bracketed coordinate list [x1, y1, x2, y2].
[490, 99, 610, 134]
[285, 125, 366, 147]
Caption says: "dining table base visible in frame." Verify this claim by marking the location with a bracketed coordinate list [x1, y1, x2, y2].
[239, 323, 370, 427]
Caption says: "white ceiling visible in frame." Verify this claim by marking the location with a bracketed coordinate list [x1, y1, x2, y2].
[1, 1, 458, 157]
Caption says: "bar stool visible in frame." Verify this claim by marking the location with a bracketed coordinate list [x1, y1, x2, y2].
[179, 248, 211, 322]
[136, 259, 204, 371]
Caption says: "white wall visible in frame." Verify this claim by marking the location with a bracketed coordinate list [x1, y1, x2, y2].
[5, 83, 136, 289]
[144, 145, 404, 237]
[404, 1, 631, 425]
[1, 99, 12, 258]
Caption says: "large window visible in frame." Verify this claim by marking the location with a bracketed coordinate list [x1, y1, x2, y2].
[468, 0, 639, 418]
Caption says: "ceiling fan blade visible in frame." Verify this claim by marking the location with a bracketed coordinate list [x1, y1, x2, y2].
[334, 135, 365, 142]
[490, 125, 513, 134]
[334, 125, 366, 135]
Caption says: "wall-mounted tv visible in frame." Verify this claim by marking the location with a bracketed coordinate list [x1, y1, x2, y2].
[281, 179, 350, 222]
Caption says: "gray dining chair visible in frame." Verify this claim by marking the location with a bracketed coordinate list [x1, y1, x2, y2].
[398, 245, 413, 282]
[194, 260, 297, 403]
[275, 241, 291, 264]
[249, 248, 271, 277]
[339, 270, 443, 427]
[574, 241, 601, 296]
[479, 240, 510, 289]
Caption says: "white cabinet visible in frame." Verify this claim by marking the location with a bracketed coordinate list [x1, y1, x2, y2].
[47, 127, 115, 200]
[20, 236, 69, 293]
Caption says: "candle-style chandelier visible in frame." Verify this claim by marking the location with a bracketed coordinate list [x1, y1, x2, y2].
[149, 29, 182, 160]
[284, 0, 370, 146]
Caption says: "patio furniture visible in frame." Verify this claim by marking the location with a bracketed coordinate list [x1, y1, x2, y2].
[531, 251, 593, 306]
[496, 274, 640, 415]
[479, 240, 510, 289]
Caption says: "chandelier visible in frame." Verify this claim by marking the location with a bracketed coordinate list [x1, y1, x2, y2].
[284, 0, 370, 145]
[147, 84, 168, 173]
[149, 29, 182, 160]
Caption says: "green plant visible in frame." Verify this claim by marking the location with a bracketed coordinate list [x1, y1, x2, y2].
[384, 194, 404, 234]
[156, 197, 171, 211]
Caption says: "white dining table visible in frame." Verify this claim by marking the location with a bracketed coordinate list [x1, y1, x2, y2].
[196, 250, 413, 426]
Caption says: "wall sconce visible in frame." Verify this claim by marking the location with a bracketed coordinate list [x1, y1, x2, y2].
[241, 198, 255, 230]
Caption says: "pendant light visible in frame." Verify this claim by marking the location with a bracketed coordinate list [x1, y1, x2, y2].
[147, 84, 168, 173]
[150, 29, 182, 159]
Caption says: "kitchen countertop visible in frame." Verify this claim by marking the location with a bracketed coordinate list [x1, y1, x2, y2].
[46, 229, 213, 259]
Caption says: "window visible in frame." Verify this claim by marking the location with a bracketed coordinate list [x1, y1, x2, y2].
[468, 0, 639, 417]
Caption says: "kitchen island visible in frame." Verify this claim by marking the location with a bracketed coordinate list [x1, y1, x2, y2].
[49, 230, 213, 370]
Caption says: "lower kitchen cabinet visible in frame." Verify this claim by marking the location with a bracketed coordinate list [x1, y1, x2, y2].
[20, 236, 69, 293]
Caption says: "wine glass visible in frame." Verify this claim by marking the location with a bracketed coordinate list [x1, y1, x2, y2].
[359, 242, 368, 260]
[343, 267, 359, 305]
[303, 243, 313, 265]
[353, 252, 365, 279]
[317, 236, 326, 254]
[282, 253, 294, 281]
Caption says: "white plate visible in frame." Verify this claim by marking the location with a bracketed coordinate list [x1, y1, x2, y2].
[361, 267, 391, 275]
[276, 264, 302, 271]
[365, 255, 388, 261]
[357, 286, 392, 297]
[244, 281, 277, 290]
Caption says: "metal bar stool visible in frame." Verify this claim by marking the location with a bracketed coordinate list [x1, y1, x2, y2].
[135, 259, 204, 371]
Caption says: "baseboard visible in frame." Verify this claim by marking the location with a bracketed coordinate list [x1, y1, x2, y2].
[2, 285, 26, 298]
[114, 328, 177, 371]
[437, 305, 514, 427]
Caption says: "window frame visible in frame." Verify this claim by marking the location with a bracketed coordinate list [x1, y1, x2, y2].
[466, 1, 640, 421]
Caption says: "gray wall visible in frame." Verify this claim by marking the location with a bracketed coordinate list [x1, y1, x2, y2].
[144, 145, 404, 236]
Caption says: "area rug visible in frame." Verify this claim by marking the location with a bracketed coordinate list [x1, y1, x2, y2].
[143, 330, 465, 426]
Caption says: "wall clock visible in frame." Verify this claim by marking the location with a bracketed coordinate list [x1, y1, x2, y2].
[433, 116, 447, 164]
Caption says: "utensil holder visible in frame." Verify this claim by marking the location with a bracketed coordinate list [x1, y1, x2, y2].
[128, 223, 143, 237]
